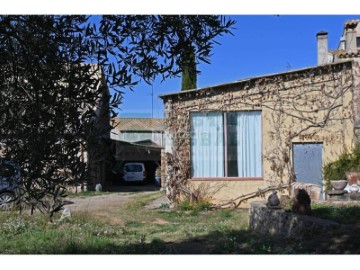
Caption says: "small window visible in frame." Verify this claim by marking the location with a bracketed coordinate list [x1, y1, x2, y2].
[357, 37, 360, 48]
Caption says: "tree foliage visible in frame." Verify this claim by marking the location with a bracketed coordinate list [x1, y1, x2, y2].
[181, 45, 197, 91]
[0, 15, 235, 218]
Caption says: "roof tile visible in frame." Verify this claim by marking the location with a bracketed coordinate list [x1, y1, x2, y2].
[111, 118, 164, 132]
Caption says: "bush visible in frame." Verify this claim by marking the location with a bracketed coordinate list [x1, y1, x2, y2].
[323, 143, 360, 190]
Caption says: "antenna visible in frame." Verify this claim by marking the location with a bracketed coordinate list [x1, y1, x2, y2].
[286, 62, 292, 71]
[151, 85, 154, 118]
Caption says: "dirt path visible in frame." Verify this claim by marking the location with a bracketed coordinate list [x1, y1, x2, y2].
[64, 192, 138, 213]
[62, 190, 166, 224]
[62, 193, 139, 225]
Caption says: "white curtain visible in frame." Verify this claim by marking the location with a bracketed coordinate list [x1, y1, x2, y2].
[236, 111, 262, 177]
[191, 112, 224, 177]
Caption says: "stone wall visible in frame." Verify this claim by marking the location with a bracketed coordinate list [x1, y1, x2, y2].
[161, 61, 356, 206]
[353, 61, 360, 131]
[249, 201, 339, 239]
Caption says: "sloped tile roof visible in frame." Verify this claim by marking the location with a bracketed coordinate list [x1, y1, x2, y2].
[132, 139, 163, 148]
[159, 61, 353, 99]
[338, 50, 360, 58]
[328, 49, 346, 56]
[111, 118, 164, 132]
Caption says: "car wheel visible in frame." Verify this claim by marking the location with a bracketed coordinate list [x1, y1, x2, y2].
[0, 192, 15, 211]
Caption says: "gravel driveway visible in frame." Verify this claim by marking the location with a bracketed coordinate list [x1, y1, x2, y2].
[63, 192, 138, 212]
[63, 183, 163, 212]
[61, 192, 142, 224]
[61, 190, 167, 224]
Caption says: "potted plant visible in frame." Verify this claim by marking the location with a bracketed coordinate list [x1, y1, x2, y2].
[323, 152, 351, 191]
[346, 171, 360, 186]
[345, 143, 360, 186]
[323, 143, 360, 191]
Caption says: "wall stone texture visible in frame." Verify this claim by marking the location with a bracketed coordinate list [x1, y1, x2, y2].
[161, 60, 358, 206]
[249, 201, 339, 240]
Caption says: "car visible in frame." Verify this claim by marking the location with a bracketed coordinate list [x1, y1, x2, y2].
[0, 160, 20, 210]
[123, 163, 146, 183]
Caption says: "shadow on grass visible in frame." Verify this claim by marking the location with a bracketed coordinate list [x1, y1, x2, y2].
[56, 225, 360, 254]
[312, 205, 360, 224]
[53, 204, 360, 254]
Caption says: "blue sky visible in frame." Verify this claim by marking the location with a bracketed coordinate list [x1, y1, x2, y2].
[118, 15, 360, 119]
[1, 1, 359, 120]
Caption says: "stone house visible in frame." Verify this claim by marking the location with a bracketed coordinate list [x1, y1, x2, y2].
[160, 20, 360, 207]
[88, 94, 113, 189]
[0, 64, 112, 191]
[77, 66, 113, 189]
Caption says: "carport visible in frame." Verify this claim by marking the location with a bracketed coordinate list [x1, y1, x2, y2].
[111, 140, 162, 185]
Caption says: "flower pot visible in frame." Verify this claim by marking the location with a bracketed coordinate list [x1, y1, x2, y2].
[267, 191, 280, 207]
[346, 172, 360, 185]
[330, 180, 348, 190]
[349, 185, 359, 193]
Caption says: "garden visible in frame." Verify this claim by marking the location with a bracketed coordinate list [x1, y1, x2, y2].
[0, 191, 359, 254]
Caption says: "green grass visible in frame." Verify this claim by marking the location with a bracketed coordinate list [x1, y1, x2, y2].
[0, 192, 360, 254]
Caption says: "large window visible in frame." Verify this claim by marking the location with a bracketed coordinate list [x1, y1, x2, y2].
[191, 111, 262, 178]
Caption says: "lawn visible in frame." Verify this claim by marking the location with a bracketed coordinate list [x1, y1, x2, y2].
[0, 192, 359, 254]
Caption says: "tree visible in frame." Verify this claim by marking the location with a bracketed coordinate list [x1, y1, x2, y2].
[0, 15, 235, 218]
[181, 44, 197, 91]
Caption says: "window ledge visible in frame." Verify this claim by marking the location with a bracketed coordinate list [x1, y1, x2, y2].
[190, 177, 263, 181]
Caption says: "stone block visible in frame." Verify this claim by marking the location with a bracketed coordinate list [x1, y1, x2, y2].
[291, 183, 322, 201]
[249, 201, 339, 240]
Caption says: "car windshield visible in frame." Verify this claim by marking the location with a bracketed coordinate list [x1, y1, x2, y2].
[0, 164, 16, 177]
[0, 161, 20, 190]
[125, 164, 143, 172]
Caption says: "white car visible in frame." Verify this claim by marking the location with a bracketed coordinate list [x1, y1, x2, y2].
[123, 163, 146, 183]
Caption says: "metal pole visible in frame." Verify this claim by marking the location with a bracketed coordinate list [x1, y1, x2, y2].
[151, 85, 154, 118]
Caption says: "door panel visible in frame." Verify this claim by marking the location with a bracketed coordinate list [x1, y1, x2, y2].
[293, 143, 323, 185]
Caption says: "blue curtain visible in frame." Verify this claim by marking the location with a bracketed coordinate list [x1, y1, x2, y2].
[236, 111, 262, 177]
[191, 112, 224, 177]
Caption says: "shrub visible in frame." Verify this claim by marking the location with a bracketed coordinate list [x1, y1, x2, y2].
[323, 143, 360, 190]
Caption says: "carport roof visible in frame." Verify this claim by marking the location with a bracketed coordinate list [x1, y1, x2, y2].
[111, 118, 164, 132]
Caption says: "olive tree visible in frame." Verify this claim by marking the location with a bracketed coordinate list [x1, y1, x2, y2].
[0, 15, 235, 218]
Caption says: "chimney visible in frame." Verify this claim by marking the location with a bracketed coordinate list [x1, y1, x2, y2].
[345, 29, 357, 52]
[317, 31, 328, 65]
[339, 36, 346, 50]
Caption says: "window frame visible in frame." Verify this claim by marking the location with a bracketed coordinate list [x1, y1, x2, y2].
[190, 110, 263, 181]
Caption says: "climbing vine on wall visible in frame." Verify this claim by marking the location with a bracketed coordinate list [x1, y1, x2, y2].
[163, 62, 355, 207]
